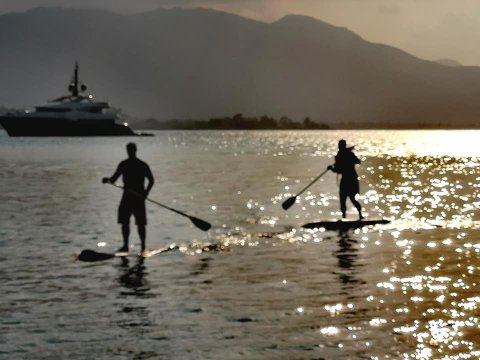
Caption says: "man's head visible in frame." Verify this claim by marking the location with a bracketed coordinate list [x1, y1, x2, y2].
[126, 142, 137, 158]
[338, 139, 347, 150]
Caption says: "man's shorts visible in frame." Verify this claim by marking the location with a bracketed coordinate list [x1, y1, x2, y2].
[339, 177, 360, 197]
[118, 196, 147, 226]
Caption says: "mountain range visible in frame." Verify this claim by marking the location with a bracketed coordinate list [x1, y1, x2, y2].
[1, 7, 480, 126]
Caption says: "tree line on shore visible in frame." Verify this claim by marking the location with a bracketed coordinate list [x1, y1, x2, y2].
[134, 114, 330, 130]
[1, 106, 479, 130]
[133, 115, 480, 130]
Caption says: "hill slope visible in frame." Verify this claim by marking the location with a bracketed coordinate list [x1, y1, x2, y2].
[1, 7, 480, 125]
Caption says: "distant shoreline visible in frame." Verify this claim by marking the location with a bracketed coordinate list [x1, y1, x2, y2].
[130, 127, 480, 131]
[130, 114, 480, 131]
[130, 126, 480, 130]
[2, 109, 480, 131]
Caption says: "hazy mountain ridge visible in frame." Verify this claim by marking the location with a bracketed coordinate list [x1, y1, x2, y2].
[1, 7, 480, 126]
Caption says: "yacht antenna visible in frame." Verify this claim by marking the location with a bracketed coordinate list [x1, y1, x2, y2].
[67, 62, 87, 98]
[72, 62, 79, 96]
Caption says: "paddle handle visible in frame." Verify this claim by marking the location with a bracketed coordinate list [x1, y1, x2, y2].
[295, 168, 330, 197]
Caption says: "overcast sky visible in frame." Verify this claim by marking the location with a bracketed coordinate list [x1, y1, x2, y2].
[2, 0, 480, 65]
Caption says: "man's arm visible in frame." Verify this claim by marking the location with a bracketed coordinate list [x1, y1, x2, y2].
[327, 165, 336, 172]
[144, 165, 154, 197]
[353, 153, 361, 164]
[102, 163, 123, 184]
[328, 155, 339, 173]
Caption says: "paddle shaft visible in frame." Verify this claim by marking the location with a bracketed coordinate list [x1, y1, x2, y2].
[294, 168, 330, 197]
[109, 183, 190, 218]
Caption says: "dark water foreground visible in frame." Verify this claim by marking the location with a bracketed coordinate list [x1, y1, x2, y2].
[1, 130, 479, 359]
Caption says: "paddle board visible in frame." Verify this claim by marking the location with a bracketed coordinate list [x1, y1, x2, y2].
[76, 245, 178, 262]
[302, 219, 390, 231]
[76, 242, 230, 262]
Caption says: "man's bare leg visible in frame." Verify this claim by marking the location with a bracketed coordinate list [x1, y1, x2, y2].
[349, 195, 364, 220]
[118, 223, 130, 252]
[138, 225, 146, 253]
[340, 194, 348, 219]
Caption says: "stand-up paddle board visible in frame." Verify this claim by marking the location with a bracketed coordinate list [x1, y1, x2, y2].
[302, 219, 390, 231]
[76, 242, 229, 262]
[76, 245, 179, 262]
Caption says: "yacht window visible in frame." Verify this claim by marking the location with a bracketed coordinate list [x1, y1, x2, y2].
[36, 107, 70, 113]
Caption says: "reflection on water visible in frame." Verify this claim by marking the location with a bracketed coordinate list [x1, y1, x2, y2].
[117, 257, 149, 297]
[1, 130, 480, 359]
[335, 232, 361, 287]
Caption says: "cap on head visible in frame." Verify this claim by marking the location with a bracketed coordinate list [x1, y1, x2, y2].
[338, 139, 347, 150]
[126, 142, 137, 157]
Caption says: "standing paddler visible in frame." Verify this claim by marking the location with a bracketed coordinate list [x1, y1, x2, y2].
[102, 143, 154, 253]
[328, 139, 364, 220]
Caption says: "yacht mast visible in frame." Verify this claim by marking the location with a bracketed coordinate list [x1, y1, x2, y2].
[72, 62, 79, 97]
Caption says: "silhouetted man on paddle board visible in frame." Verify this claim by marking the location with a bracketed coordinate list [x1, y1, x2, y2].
[328, 139, 364, 220]
[103, 143, 154, 253]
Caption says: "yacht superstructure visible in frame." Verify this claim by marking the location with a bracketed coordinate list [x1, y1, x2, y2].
[0, 63, 141, 136]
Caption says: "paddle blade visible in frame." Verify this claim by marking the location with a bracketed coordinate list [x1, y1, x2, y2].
[189, 216, 212, 231]
[282, 196, 297, 210]
[77, 249, 115, 262]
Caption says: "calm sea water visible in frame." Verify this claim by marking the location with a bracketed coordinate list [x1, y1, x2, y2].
[1, 130, 480, 359]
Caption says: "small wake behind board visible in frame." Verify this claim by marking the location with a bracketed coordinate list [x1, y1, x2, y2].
[302, 219, 390, 231]
[76, 245, 179, 262]
[141, 245, 179, 258]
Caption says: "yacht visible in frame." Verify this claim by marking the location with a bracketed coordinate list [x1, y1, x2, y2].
[0, 63, 148, 136]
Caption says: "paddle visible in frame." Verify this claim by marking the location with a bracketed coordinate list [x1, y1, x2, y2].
[106, 182, 212, 231]
[282, 168, 330, 210]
